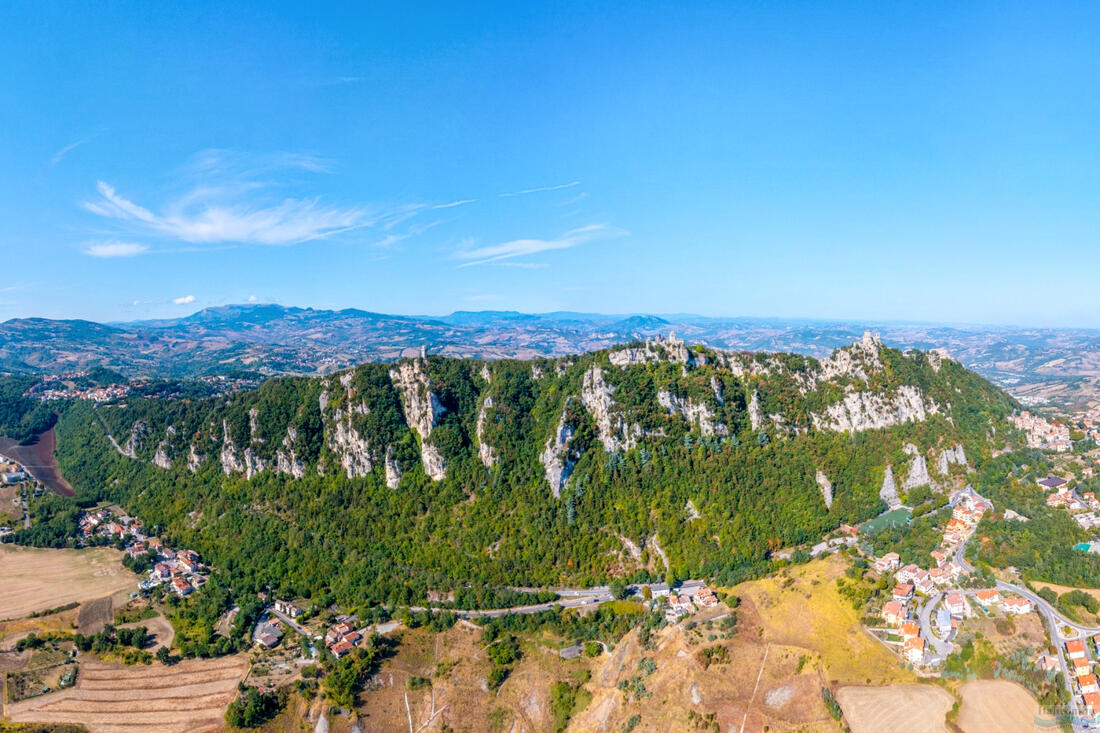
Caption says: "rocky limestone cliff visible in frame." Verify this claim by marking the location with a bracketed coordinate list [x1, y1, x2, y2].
[389, 359, 447, 481]
[152, 425, 175, 469]
[657, 390, 727, 436]
[937, 444, 968, 475]
[219, 419, 244, 476]
[880, 465, 901, 508]
[816, 331, 884, 384]
[902, 443, 933, 490]
[186, 444, 203, 473]
[475, 396, 497, 467]
[581, 366, 641, 452]
[816, 470, 834, 509]
[607, 333, 696, 368]
[748, 391, 764, 432]
[811, 385, 937, 433]
[275, 426, 305, 479]
[384, 446, 402, 489]
[122, 421, 148, 459]
[540, 411, 578, 498]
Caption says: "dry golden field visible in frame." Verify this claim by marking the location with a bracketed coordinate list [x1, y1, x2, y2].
[0, 544, 136, 620]
[957, 680, 1045, 733]
[836, 684, 953, 733]
[6, 655, 248, 733]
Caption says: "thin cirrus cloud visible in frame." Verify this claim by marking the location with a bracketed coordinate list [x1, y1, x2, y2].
[499, 180, 580, 197]
[83, 180, 371, 246]
[455, 224, 626, 267]
[51, 138, 91, 166]
[82, 241, 149, 258]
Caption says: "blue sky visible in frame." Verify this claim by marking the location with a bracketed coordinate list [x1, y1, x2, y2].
[3, 2, 1100, 326]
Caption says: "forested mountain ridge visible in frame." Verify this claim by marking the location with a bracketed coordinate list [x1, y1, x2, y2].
[45, 333, 1014, 611]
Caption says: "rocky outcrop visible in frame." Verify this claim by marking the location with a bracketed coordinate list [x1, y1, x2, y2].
[219, 419, 244, 475]
[327, 416, 372, 478]
[937, 444, 968, 475]
[476, 396, 497, 467]
[927, 348, 950, 372]
[152, 426, 175, 469]
[384, 446, 402, 489]
[540, 412, 578, 498]
[817, 331, 884, 384]
[903, 443, 932, 490]
[748, 391, 764, 432]
[581, 366, 641, 452]
[275, 426, 305, 479]
[390, 359, 447, 481]
[122, 421, 148, 459]
[241, 448, 267, 479]
[816, 470, 834, 509]
[608, 333, 696, 368]
[880, 465, 900, 508]
[811, 385, 937, 433]
[187, 444, 203, 473]
[656, 390, 727, 436]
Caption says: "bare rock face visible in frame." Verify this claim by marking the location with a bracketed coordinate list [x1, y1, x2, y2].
[748, 391, 764, 432]
[817, 331, 884, 383]
[152, 425, 175, 469]
[219, 419, 244, 475]
[540, 411, 578, 498]
[248, 407, 262, 444]
[384, 446, 402, 489]
[608, 333, 697, 368]
[581, 366, 641, 452]
[657, 390, 728, 436]
[275, 426, 305, 479]
[122, 421, 148, 459]
[389, 359, 448, 481]
[476, 396, 498, 467]
[937, 444, 969, 475]
[816, 470, 834, 509]
[186, 444, 204, 473]
[880, 465, 901, 508]
[811, 385, 936, 433]
[902, 443, 933, 490]
[927, 348, 950, 372]
[320, 374, 374, 479]
[242, 448, 267, 479]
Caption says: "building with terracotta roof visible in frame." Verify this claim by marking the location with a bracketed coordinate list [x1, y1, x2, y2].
[882, 600, 905, 626]
[903, 636, 925, 664]
[974, 589, 1001, 607]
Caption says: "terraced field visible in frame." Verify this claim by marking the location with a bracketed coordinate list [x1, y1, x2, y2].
[6, 655, 248, 733]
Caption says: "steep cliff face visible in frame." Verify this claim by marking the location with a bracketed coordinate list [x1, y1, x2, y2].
[880, 465, 900, 508]
[657, 390, 727, 436]
[389, 359, 447, 481]
[581, 366, 641, 452]
[93, 332, 1014, 506]
[937, 444, 968, 474]
[903, 443, 933, 490]
[811, 385, 937, 433]
[815, 470, 834, 509]
[475, 396, 497, 467]
[540, 411, 578, 498]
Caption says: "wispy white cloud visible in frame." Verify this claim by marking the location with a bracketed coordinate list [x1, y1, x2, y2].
[455, 224, 626, 267]
[500, 181, 580, 197]
[172, 294, 196, 305]
[83, 179, 372, 246]
[83, 241, 149, 258]
[431, 199, 476, 209]
[247, 294, 258, 303]
[51, 138, 90, 166]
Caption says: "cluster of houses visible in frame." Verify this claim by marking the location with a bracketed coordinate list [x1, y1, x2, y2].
[1066, 637, 1100, 725]
[664, 586, 720, 622]
[1013, 411, 1072, 452]
[1037, 476, 1100, 532]
[79, 508, 204, 597]
[325, 618, 365, 658]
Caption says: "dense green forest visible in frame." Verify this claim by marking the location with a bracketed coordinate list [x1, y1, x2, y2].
[0, 375, 57, 442]
[7, 339, 1016, 635]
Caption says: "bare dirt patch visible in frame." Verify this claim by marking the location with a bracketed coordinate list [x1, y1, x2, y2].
[6, 655, 248, 733]
[117, 613, 174, 652]
[957, 679, 1044, 733]
[0, 427, 74, 496]
[836, 684, 952, 733]
[0, 544, 136, 620]
[77, 597, 115, 635]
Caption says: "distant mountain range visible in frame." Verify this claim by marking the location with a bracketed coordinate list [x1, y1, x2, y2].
[3, 303, 1100, 407]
